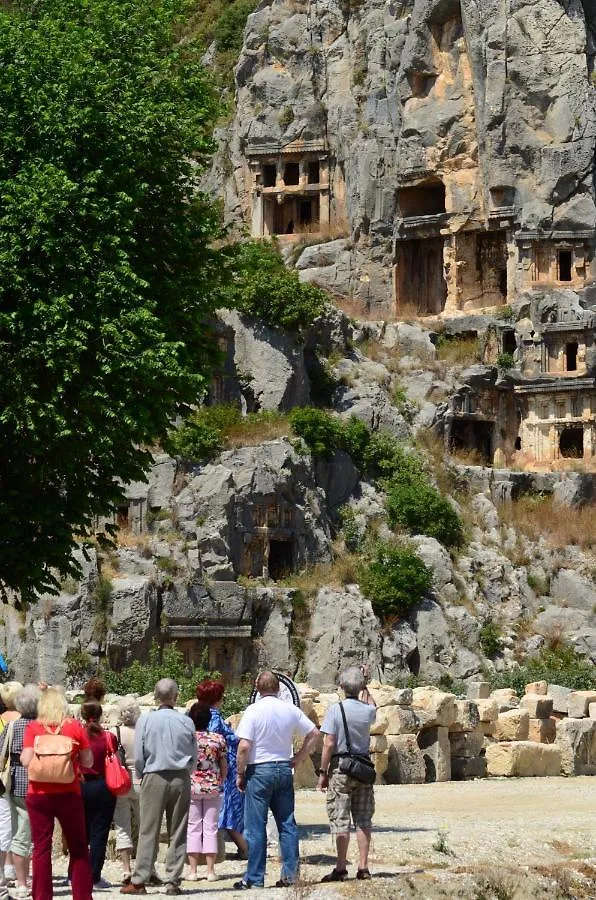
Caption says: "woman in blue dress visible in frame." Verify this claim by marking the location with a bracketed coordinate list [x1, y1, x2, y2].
[196, 680, 247, 858]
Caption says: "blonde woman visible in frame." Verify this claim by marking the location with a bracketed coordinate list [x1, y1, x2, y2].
[20, 687, 93, 900]
[0, 681, 22, 885]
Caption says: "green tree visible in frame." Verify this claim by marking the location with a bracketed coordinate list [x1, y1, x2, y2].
[0, 0, 221, 602]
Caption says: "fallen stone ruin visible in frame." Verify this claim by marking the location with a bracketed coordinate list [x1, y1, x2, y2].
[85, 678, 596, 787]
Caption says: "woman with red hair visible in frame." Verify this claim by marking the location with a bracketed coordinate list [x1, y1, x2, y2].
[195, 680, 247, 857]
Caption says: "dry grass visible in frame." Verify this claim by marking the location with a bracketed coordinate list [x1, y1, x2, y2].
[281, 553, 361, 596]
[499, 494, 596, 551]
[114, 529, 153, 557]
[436, 334, 480, 366]
[224, 414, 291, 449]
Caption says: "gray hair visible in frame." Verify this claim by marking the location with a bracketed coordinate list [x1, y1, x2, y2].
[339, 666, 365, 699]
[117, 697, 141, 727]
[15, 684, 41, 719]
[154, 678, 178, 706]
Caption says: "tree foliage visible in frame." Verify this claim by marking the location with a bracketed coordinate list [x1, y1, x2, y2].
[0, 0, 222, 602]
[221, 241, 328, 332]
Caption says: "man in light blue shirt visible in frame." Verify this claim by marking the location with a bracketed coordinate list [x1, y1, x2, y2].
[122, 679, 197, 897]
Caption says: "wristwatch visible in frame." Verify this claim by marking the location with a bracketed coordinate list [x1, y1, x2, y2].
[316, 768, 328, 777]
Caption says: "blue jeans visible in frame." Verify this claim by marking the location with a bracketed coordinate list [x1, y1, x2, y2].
[243, 762, 298, 886]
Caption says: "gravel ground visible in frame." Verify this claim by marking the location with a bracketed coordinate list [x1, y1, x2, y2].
[47, 778, 596, 900]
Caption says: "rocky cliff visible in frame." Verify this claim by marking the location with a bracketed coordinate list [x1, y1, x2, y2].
[218, 0, 596, 312]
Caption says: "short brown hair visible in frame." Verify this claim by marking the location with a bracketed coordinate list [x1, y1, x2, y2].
[256, 671, 279, 695]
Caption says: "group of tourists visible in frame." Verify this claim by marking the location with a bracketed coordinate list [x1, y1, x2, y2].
[0, 664, 376, 898]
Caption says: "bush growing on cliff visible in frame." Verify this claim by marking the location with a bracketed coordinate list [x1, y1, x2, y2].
[384, 479, 464, 548]
[165, 405, 289, 462]
[359, 542, 432, 618]
[222, 241, 327, 332]
[289, 408, 369, 462]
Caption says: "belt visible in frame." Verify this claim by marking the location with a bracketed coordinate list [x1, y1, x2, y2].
[249, 760, 292, 766]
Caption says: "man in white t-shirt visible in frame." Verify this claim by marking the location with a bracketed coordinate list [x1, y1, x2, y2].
[233, 671, 319, 889]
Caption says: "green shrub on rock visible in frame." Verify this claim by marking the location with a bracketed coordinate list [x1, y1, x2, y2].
[385, 479, 464, 548]
[359, 542, 432, 618]
[222, 241, 327, 332]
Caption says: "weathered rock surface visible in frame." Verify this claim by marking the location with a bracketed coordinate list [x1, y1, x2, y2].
[485, 741, 562, 777]
[222, 0, 596, 310]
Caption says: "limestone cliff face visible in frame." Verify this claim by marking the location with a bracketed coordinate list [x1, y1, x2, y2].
[223, 0, 596, 312]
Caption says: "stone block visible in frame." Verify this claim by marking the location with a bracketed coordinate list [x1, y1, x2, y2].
[369, 734, 387, 753]
[467, 681, 490, 700]
[477, 699, 499, 723]
[367, 682, 412, 707]
[520, 694, 553, 718]
[555, 718, 596, 775]
[525, 681, 548, 696]
[372, 750, 389, 780]
[294, 755, 317, 789]
[449, 729, 484, 758]
[412, 687, 457, 728]
[495, 709, 530, 742]
[567, 691, 596, 718]
[383, 704, 418, 735]
[485, 741, 562, 777]
[451, 755, 487, 781]
[548, 683, 573, 715]
[490, 688, 519, 711]
[369, 708, 389, 735]
[417, 726, 451, 782]
[527, 717, 556, 744]
[450, 700, 481, 733]
[384, 735, 425, 785]
[310, 693, 340, 726]
[479, 721, 496, 737]
[589, 703, 596, 719]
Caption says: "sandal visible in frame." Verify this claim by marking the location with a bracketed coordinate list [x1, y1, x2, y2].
[356, 868, 372, 880]
[321, 870, 348, 882]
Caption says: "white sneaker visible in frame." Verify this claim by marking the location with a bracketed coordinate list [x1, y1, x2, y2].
[9, 887, 31, 899]
[207, 873, 218, 882]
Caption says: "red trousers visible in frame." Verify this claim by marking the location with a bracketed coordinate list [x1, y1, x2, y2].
[26, 791, 93, 900]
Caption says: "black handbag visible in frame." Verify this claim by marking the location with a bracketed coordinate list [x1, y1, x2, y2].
[335, 702, 376, 786]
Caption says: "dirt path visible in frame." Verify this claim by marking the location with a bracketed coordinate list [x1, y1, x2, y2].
[51, 778, 596, 899]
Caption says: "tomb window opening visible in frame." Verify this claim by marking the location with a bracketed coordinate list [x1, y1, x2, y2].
[502, 330, 516, 355]
[558, 250, 573, 282]
[262, 164, 277, 187]
[299, 199, 314, 225]
[498, 268, 508, 300]
[559, 426, 584, 459]
[308, 161, 320, 184]
[268, 539, 294, 581]
[514, 436, 522, 451]
[284, 162, 300, 186]
[449, 419, 494, 464]
[117, 505, 130, 529]
[566, 341, 578, 372]
[398, 180, 446, 218]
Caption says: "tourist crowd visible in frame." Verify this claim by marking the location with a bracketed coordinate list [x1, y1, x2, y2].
[0, 666, 376, 899]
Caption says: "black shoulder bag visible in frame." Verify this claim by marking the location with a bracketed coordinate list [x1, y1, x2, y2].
[336, 702, 376, 786]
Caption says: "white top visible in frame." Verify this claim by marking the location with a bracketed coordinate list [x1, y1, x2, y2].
[236, 696, 315, 764]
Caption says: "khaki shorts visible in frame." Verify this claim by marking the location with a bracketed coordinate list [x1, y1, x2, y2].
[326, 772, 375, 834]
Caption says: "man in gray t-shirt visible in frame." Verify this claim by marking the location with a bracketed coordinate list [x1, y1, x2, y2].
[317, 666, 376, 883]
